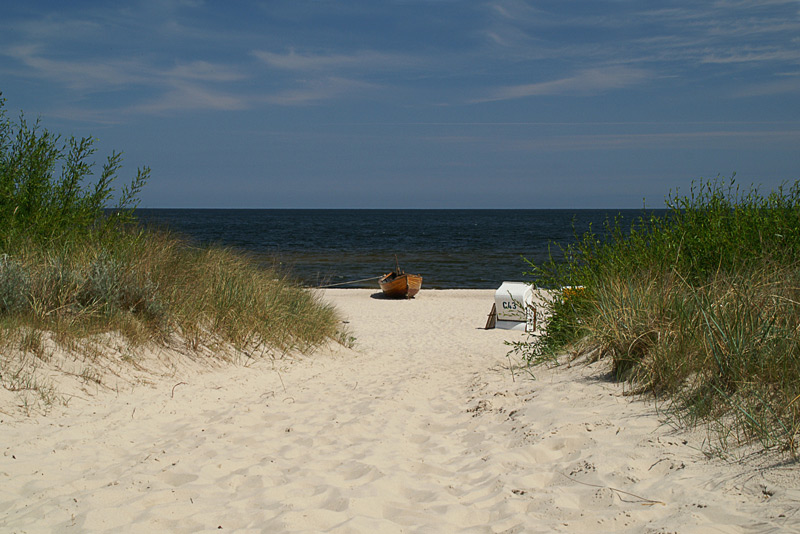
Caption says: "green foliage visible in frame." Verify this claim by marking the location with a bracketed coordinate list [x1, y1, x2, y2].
[521, 176, 800, 454]
[0, 94, 149, 245]
[508, 293, 587, 367]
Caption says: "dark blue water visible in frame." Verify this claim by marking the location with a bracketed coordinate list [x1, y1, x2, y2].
[135, 209, 656, 289]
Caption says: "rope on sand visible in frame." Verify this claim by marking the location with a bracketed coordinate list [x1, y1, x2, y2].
[318, 276, 383, 288]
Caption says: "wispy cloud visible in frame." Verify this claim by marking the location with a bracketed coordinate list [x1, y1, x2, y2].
[5, 44, 149, 90]
[3, 43, 248, 114]
[132, 82, 248, 113]
[261, 77, 379, 106]
[478, 66, 650, 102]
[6, 44, 244, 87]
[249, 48, 428, 105]
[165, 61, 245, 82]
[252, 49, 417, 72]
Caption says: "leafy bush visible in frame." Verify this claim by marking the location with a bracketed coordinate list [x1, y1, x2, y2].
[0, 94, 149, 245]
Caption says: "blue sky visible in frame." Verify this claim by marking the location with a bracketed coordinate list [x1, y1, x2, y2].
[2, 1, 799, 208]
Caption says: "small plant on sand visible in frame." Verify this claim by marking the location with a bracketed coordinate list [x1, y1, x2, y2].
[521, 177, 800, 455]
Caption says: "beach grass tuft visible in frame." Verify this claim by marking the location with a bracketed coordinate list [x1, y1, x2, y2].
[520, 177, 800, 455]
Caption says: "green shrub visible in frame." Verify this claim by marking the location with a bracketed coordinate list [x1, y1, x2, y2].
[0, 94, 149, 246]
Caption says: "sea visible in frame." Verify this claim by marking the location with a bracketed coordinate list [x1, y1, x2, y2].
[135, 209, 657, 289]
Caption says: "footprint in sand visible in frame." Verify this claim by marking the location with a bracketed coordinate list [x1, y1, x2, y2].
[159, 472, 199, 487]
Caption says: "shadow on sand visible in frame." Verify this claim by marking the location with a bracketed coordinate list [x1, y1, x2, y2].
[370, 292, 417, 300]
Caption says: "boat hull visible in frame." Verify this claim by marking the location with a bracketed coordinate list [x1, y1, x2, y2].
[379, 272, 423, 298]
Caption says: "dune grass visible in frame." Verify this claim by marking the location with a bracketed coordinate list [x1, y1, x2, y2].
[0, 232, 340, 353]
[518, 178, 800, 455]
[0, 94, 343, 412]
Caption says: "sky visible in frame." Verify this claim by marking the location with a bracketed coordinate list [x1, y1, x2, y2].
[1, 0, 799, 209]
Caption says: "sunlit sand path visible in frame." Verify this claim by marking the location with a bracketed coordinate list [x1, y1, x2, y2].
[2, 289, 798, 533]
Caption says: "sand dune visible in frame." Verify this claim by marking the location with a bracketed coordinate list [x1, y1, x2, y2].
[2, 289, 798, 533]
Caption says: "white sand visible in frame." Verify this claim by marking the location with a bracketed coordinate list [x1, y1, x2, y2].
[2, 289, 799, 533]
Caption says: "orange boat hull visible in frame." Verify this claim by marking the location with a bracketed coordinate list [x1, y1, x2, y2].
[379, 272, 422, 298]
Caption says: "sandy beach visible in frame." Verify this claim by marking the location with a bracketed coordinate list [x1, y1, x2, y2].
[2, 289, 799, 533]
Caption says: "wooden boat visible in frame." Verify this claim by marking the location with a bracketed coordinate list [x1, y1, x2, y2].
[379, 271, 423, 298]
[379, 257, 422, 298]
